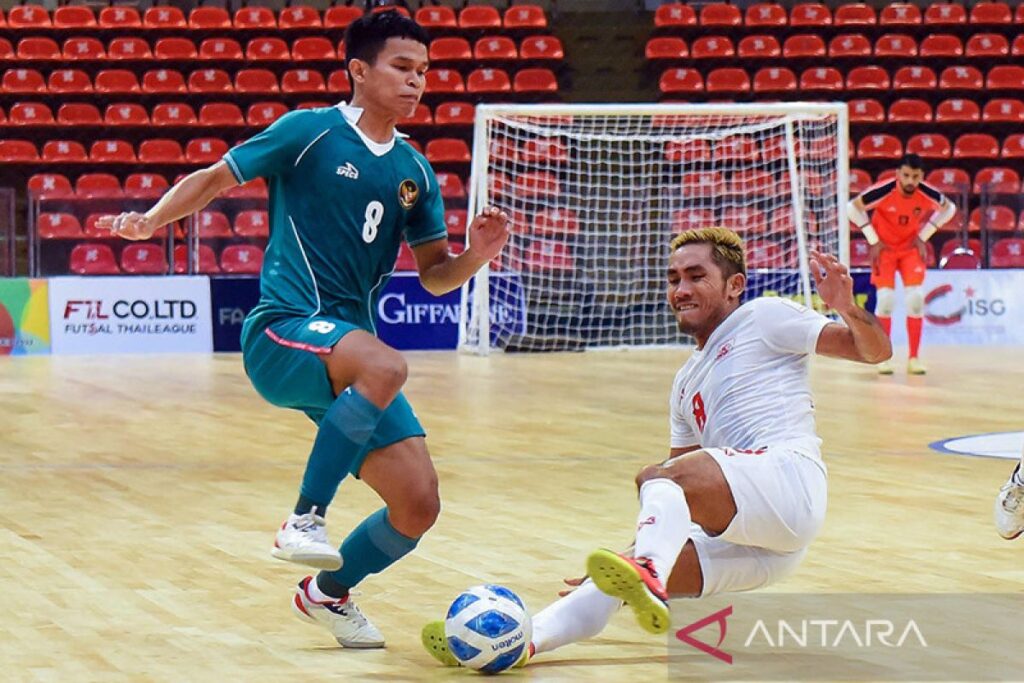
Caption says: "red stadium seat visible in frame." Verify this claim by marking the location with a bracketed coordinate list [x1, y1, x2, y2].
[745, 4, 787, 27]
[42, 140, 86, 162]
[516, 172, 560, 199]
[437, 172, 466, 200]
[906, 133, 951, 159]
[3, 68, 45, 93]
[38, 212, 83, 239]
[29, 174, 73, 199]
[144, 6, 186, 29]
[925, 3, 966, 25]
[236, 69, 279, 94]
[444, 210, 468, 237]
[468, 68, 512, 94]
[966, 33, 1009, 57]
[738, 35, 780, 59]
[939, 239, 982, 269]
[224, 178, 268, 199]
[155, 37, 197, 60]
[974, 167, 1020, 193]
[671, 208, 717, 234]
[196, 210, 232, 238]
[473, 36, 515, 62]
[880, 3, 921, 25]
[189, 69, 233, 93]
[987, 65, 1024, 90]
[459, 5, 501, 30]
[875, 33, 917, 57]
[109, 37, 152, 60]
[660, 68, 704, 95]
[434, 102, 474, 127]
[990, 238, 1024, 268]
[70, 244, 120, 275]
[935, 98, 980, 123]
[327, 69, 351, 95]
[919, 34, 962, 57]
[138, 139, 185, 163]
[8, 4, 50, 28]
[95, 70, 141, 94]
[715, 136, 758, 162]
[0, 40, 11, 59]
[234, 210, 269, 238]
[888, 98, 932, 122]
[939, 66, 983, 89]
[76, 173, 122, 198]
[152, 103, 197, 126]
[835, 4, 876, 25]
[124, 173, 169, 198]
[515, 67, 559, 95]
[747, 243, 789, 269]
[220, 245, 264, 274]
[425, 138, 471, 164]
[520, 36, 564, 61]
[143, 69, 188, 94]
[414, 5, 456, 30]
[63, 37, 105, 61]
[646, 37, 688, 60]
[233, 6, 275, 29]
[279, 6, 321, 29]
[121, 243, 168, 275]
[17, 37, 60, 60]
[1003, 134, 1024, 159]
[8, 102, 53, 126]
[90, 139, 136, 163]
[790, 3, 832, 26]
[532, 209, 579, 237]
[247, 38, 289, 61]
[857, 134, 903, 159]
[425, 69, 465, 95]
[292, 37, 335, 61]
[706, 68, 750, 94]
[926, 167, 970, 192]
[99, 7, 141, 28]
[521, 240, 574, 272]
[247, 102, 288, 127]
[850, 238, 871, 267]
[395, 242, 418, 272]
[849, 169, 872, 194]
[753, 67, 796, 93]
[199, 38, 243, 61]
[800, 67, 844, 91]
[504, 5, 547, 30]
[282, 69, 327, 93]
[970, 206, 1016, 232]
[970, 2, 1012, 25]
[199, 103, 244, 127]
[953, 133, 999, 159]
[186, 138, 228, 164]
[893, 66, 938, 90]
[691, 36, 735, 59]
[829, 33, 872, 57]
[849, 98, 886, 123]
[189, 6, 230, 29]
[324, 5, 363, 29]
[847, 66, 890, 91]
[700, 4, 741, 27]
[655, 4, 697, 28]
[48, 69, 93, 94]
[104, 103, 149, 126]
[981, 98, 1023, 123]
[1014, 35, 1024, 56]
[666, 139, 711, 163]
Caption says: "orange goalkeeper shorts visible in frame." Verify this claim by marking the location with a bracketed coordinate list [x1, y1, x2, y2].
[871, 246, 926, 289]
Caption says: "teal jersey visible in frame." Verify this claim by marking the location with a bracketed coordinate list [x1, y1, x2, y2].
[224, 104, 446, 331]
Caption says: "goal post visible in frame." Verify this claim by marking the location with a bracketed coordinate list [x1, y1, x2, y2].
[458, 102, 849, 355]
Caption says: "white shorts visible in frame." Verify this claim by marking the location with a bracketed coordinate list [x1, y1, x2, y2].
[691, 446, 828, 597]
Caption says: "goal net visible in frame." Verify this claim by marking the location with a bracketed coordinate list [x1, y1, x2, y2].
[458, 103, 848, 354]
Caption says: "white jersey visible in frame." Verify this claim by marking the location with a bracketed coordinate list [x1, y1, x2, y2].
[669, 297, 832, 465]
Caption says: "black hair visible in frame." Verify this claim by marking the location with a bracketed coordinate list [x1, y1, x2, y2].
[344, 10, 430, 70]
[899, 153, 924, 171]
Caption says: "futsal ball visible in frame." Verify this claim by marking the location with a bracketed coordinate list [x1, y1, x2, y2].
[444, 584, 532, 674]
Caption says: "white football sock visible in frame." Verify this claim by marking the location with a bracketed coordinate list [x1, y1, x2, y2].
[531, 579, 621, 655]
[634, 478, 691, 582]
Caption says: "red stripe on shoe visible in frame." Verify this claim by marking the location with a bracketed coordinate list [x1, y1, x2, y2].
[264, 328, 333, 355]
[294, 593, 312, 617]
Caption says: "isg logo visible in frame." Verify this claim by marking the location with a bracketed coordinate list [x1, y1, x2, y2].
[924, 284, 1005, 326]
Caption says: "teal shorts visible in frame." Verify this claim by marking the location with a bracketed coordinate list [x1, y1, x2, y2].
[240, 314, 425, 476]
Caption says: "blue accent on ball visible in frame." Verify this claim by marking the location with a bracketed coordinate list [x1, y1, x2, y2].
[447, 635, 481, 662]
[485, 584, 525, 610]
[479, 644, 525, 674]
[466, 609, 519, 639]
[446, 592, 480, 620]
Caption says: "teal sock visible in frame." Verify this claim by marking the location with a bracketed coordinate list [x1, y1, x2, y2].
[316, 508, 419, 597]
[299, 387, 385, 512]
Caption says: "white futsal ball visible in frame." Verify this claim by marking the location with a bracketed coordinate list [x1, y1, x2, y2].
[444, 584, 532, 674]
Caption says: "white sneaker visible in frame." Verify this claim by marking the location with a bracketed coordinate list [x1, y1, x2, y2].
[995, 467, 1024, 540]
[292, 576, 385, 648]
[876, 360, 894, 375]
[271, 511, 342, 570]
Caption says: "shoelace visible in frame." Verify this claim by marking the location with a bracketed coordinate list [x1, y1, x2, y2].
[291, 513, 324, 533]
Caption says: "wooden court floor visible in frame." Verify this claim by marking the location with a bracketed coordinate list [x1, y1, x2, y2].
[1, 346, 1022, 682]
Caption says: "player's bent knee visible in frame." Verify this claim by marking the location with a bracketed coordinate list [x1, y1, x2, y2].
[905, 286, 924, 317]
[391, 483, 440, 537]
[635, 464, 666, 491]
[875, 287, 895, 317]
[359, 351, 408, 397]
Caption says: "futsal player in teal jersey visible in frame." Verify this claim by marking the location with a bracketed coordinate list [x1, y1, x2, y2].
[99, 11, 509, 648]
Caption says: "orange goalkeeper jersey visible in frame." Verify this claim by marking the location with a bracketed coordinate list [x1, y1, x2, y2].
[861, 180, 946, 250]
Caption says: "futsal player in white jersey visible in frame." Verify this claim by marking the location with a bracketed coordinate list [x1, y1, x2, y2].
[422, 226, 892, 666]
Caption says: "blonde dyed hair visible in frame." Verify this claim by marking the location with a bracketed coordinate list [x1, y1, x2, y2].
[669, 227, 746, 278]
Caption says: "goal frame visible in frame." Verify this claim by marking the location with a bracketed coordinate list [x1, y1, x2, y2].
[458, 102, 850, 355]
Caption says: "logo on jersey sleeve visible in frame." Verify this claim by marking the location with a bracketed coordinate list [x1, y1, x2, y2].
[398, 179, 419, 209]
[336, 162, 359, 180]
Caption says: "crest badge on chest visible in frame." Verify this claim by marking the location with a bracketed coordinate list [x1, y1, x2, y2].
[398, 179, 419, 209]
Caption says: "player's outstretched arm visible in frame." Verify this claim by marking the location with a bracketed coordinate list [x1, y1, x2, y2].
[413, 206, 509, 295]
[810, 250, 892, 364]
[96, 161, 239, 241]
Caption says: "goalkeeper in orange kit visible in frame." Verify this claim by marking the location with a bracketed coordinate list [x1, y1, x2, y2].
[847, 153, 956, 375]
